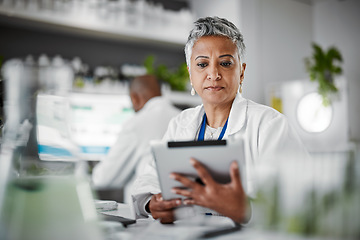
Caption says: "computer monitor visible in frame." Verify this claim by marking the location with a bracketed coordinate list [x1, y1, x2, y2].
[36, 92, 134, 161]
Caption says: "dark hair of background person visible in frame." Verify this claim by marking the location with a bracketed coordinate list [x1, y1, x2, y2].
[129, 75, 162, 112]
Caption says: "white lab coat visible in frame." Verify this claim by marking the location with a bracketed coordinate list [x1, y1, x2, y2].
[92, 96, 181, 189]
[131, 93, 310, 218]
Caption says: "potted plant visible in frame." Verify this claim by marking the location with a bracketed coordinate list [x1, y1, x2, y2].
[304, 43, 343, 106]
[144, 55, 189, 92]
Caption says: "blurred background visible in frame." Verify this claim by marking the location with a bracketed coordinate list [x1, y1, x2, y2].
[0, 0, 359, 149]
[0, 0, 360, 239]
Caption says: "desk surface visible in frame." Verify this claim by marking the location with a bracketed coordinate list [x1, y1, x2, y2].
[100, 203, 342, 240]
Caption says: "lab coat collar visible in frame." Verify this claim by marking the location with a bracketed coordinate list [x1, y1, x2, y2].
[176, 104, 205, 141]
[177, 93, 247, 140]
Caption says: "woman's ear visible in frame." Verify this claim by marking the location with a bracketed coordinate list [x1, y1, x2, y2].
[240, 63, 246, 83]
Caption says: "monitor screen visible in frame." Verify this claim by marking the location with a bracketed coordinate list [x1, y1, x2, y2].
[36, 92, 134, 161]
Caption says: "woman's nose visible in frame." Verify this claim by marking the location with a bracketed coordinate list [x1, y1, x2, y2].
[206, 65, 221, 81]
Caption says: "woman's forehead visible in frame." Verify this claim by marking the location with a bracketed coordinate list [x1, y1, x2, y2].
[192, 36, 238, 57]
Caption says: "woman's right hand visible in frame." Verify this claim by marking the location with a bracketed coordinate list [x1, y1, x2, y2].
[148, 193, 182, 224]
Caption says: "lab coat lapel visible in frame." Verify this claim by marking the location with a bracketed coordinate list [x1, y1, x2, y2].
[226, 94, 248, 138]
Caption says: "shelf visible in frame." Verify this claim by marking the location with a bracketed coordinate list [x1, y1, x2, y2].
[0, 5, 190, 48]
[163, 90, 202, 108]
[72, 85, 202, 109]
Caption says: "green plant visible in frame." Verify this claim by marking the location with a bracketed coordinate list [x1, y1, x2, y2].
[144, 55, 189, 91]
[305, 43, 343, 106]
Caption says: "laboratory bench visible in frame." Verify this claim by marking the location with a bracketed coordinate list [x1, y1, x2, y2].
[99, 203, 343, 240]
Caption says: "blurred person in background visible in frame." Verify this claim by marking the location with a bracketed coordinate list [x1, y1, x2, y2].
[92, 75, 181, 199]
[131, 16, 309, 224]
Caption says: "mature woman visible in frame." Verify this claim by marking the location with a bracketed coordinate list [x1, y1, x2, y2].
[131, 16, 308, 224]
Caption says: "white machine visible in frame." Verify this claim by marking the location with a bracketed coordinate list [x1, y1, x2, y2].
[280, 77, 349, 152]
[36, 92, 134, 161]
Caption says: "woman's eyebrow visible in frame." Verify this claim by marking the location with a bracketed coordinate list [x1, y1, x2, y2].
[219, 54, 235, 58]
[195, 55, 209, 60]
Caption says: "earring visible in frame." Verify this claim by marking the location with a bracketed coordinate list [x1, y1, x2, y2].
[190, 82, 196, 96]
[191, 87, 196, 96]
[239, 83, 243, 94]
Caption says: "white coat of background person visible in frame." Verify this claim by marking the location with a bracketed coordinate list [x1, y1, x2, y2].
[131, 16, 310, 224]
[92, 75, 181, 198]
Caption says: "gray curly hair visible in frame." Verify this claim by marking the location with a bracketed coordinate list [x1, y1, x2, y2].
[184, 16, 245, 70]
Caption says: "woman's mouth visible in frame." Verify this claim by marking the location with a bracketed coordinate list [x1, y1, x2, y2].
[205, 86, 224, 91]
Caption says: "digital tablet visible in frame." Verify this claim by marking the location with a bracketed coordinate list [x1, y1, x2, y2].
[151, 139, 246, 200]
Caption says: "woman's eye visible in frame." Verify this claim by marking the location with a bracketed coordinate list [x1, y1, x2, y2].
[220, 62, 232, 67]
[197, 63, 208, 68]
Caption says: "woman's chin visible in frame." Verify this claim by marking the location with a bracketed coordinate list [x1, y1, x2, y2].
[202, 95, 232, 106]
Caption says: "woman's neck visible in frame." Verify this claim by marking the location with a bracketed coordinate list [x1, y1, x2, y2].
[203, 101, 233, 128]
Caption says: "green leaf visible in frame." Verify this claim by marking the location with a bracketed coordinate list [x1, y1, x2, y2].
[144, 55, 155, 75]
[327, 47, 343, 62]
[304, 43, 343, 106]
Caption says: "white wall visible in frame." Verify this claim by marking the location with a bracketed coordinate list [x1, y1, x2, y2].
[242, 0, 312, 104]
[259, 0, 312, 104]
[189, 0, 241, 28]
[313, 0, 360, 141]
[240, 0, 264, 104]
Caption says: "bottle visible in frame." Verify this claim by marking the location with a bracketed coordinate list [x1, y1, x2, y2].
[51, 55, 73, 95]
[0, 57, 105, 240]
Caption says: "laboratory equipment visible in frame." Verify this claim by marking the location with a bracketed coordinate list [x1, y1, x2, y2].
[36, 92, 134, 161]
[252, 150, 360, 239]
[0, 57, 105, 240]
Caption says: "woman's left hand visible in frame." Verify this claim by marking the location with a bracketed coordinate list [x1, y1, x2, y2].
[170, 158, 247, 223]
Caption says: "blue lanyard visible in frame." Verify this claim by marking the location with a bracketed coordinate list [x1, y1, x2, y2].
[198, 113, 229, 141]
